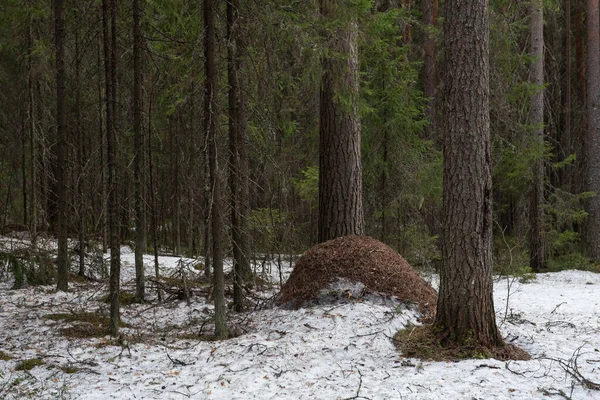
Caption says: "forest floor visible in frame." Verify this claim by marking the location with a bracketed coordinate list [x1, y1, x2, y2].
[0, 235, 599, 399]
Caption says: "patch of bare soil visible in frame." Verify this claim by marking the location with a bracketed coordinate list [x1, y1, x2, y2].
[277, 236, 437, 319]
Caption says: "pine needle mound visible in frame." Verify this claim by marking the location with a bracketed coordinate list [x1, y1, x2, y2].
[277, 235, 437, 318]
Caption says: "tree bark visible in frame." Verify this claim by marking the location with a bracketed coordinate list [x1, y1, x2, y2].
[205, 0, 228, 340]
[563, 0, 573, 192]
[27, 15, 37, 242]
[585, 0, 600, 260]
[54, 0, 68, 292]
[133, 0, 146, 301]
[318, 0, 364, 243]
[228, 0, 253, 312]
[435, 0, 503, 347]
[422, 0, 439, 142]
[529, 0, 545, 272]
[75, 7, 86, 277]
[103, 0, 120, 336]
[576, 0, 586, 105]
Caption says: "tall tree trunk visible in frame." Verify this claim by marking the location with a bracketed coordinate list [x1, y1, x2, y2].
[148, 78, 161, 301]
[203, 145, 211, 280]
[576, 0, 586, 105]
[529, 0, 545, 272]
[55, 0, 68, 292]
[75, 7, 86, 277]
[22, 121, 27, 227]
[28, 16, 37, 242]
[133, 0, 146, 301]
[563, 0, 573, 191]
[228, 0, 252, 312]
[103, 0, 120, 336]
[205, 0, 228, 339]
[174, 118, 181, 254]
[422, 0, 439, 141]
[318, 0, 364, 243]
[98, 24, 108, 253]
[585, 0, 600, 260]
[435, 0, 503, 347]
[575, 0, 586, 193]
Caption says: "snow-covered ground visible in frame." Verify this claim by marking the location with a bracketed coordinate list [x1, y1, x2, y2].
[0, 236, 599, 399]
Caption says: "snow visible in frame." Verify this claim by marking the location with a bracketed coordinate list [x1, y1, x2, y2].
[0, 236, 599, 399]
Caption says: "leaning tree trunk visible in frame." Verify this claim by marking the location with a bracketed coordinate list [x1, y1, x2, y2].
[586, 0, 600, 260]
[318, 0, 364, 243]
[435, 0, 504, 348]
[205, 0, 228, 340]
[54, 0, 68, 292]
[529, 0, 545, 272]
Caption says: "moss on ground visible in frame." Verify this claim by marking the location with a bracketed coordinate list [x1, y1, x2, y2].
[46, 312, 130, 338]
[15, 358, 45, 371]
[393, 324, 530, 362]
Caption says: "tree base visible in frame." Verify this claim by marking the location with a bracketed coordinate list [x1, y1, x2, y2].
[393, 324, 530, 361]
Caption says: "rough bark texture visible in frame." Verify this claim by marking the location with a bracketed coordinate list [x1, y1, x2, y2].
[586, 0, 600, 260]
[435, 0, 504, 347]
[54, 0, 68, 292]
[205, 0, 228, 339]
[318, 0, 365, 243]
[529, 0, 545, 272]
[422, 0, 439, 142]
[133, 0, 146, 301]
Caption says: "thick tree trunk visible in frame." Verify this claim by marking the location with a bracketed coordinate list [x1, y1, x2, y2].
[133, 0, 146, 301]
[585, 0, 600, 260]
[529, 0, 545, 272]
[55, 0, 68, 292]
[318, 0, 364, 243]
[205, 0, 228, 340]
[435, 0, 503, 347]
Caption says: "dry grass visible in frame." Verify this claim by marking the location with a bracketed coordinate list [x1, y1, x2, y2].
[46, 312, 130, 339]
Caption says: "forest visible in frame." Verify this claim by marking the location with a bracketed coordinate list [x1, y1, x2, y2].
[1, 0, 600, 398]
